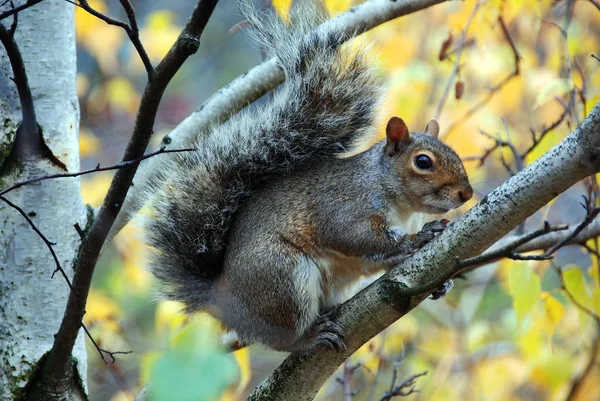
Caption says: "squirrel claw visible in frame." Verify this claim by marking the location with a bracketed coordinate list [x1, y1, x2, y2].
[411, 219, 449, 250]
[421, 219, 449, 233]
[297, 314, 347, 352]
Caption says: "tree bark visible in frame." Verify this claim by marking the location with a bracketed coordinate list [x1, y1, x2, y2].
[0, 1, 87, 399]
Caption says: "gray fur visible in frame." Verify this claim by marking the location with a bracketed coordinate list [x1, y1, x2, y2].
[144, 1, 382, 313]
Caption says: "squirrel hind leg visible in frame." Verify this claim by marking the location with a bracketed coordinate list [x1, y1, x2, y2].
[215, 250, 325, 352]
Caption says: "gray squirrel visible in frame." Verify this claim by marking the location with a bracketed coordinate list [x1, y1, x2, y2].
[143, 1, 472, 352]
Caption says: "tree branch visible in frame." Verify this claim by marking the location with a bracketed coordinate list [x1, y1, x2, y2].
[109, 0, 456, 241]
[0, 20, 41, 160]
[0, 0, 44, 21]
[72, 0, 153, 79]
[41, 0, 219, 391]
[248, 102, 600, 401]
[0, 147, 196, 197]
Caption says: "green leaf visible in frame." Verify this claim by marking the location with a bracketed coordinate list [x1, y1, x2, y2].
[508, 265, 541, 323]
[592, 287, 600, 316]
[563, 267, 593, 310]
[151, 322, 239, 401]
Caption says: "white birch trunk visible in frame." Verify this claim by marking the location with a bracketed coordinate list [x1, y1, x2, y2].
[0, 1, 87, 397]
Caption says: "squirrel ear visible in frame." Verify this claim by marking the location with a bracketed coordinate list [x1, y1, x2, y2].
[423, 119, 440, 138]
[385, 116, 410, 157]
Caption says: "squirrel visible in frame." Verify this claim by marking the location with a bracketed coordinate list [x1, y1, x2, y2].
[143, 1, 473, 352]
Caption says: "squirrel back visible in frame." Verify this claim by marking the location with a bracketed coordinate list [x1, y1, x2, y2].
[144, 1, 382, 311]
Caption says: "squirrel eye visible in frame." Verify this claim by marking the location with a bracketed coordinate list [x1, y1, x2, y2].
[414, 154, 433, 170]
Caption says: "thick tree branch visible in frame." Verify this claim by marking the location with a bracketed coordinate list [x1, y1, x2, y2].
[0, 21, 41, 160]
[109, 0, 456, 241]
[41, 0, 218, 391]
[248, 102, 600, 401]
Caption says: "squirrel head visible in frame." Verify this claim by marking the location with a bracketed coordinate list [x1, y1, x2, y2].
[382, 116, 473, 214]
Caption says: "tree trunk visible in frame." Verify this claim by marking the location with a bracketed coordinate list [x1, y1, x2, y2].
[0, 1, 87, 399]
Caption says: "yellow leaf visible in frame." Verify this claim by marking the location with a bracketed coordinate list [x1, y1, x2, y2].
[232, 347, 251, 395]
[136, 10, 181, 65]
[508, 264, 541, 323]
[530, 351, 574, 393]
[79, 128, 100, 158]
[518, 320, 543, 359]
[541, 292, 565, 340]
[75, 0, 124, 74]
[147, 10, 176, 30]
[272, 0, 292, 20]
[105, 77, 139, 114]
[85, 290, 122, 332]
[81, 172, 112, 207]
[140, 351, 162, 385]
[563, 267, 593, 310]
[524, 128, 563, 166]
[324, 0, 352, 16]
[155, 300, 187, 337]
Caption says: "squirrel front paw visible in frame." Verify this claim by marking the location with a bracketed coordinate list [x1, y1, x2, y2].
[294, 314, 346, 353]
[411, 219, 450, 250]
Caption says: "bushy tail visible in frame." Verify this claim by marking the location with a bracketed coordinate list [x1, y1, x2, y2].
[144, 0, 383, 312]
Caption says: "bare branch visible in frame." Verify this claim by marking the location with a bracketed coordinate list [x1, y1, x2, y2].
[73, 0, 153, 79]
[0, 147, 197, 197]
[0, 195, 72, 288]
[0, 0, 44, 21]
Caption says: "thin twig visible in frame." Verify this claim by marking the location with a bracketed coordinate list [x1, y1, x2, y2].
[81, 322, 133, 364]
[0, 147, 197, 197]
[443, 14, 521, 138]
[8, 1, 17, 36]
[510, 200, 600, 260]
[452, 222, 569, 275]
[379, 369, 426, 400]
[553, 262, 600, 322]
[434, 0, 483, 120]
[0, 196, 132, 365]
[0, 0, 44, 21]
[520, 99, 571, 159]
[0, 195, 72, 286]
[72, 0, 153, 79]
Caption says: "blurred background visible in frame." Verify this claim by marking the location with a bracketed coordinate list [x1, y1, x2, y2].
[76, 0, 600, 400]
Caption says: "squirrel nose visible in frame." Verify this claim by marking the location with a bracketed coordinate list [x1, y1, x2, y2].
[458, 186, 473, 203]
